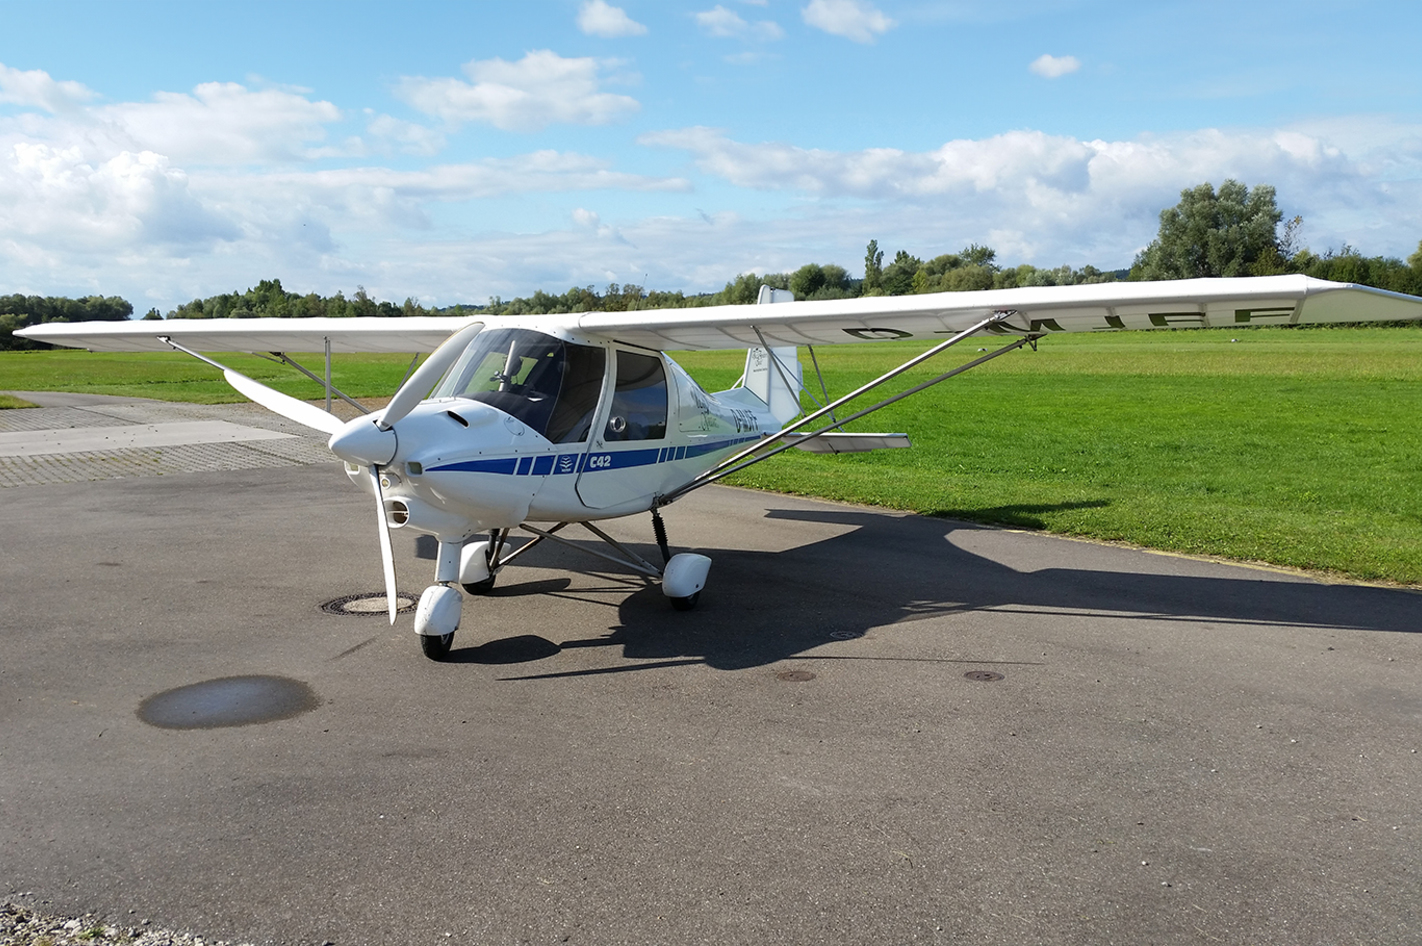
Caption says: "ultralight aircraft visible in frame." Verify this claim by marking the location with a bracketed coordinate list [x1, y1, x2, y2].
[21, 275, 1422, 659]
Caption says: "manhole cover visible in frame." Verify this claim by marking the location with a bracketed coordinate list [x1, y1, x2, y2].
[321, 592, 418, 616]
[776, 670, 816, 682]
[829, 630, 863, 640]
[964, 670, 1005, 682]
[138, 675, 319, 729]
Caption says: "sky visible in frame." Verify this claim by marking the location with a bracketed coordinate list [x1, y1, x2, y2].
[1, 0, 1420, 312]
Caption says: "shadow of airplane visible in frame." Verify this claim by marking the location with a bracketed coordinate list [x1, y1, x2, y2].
[921, 499, 1110, 530]
[436, 504, 1420, 677]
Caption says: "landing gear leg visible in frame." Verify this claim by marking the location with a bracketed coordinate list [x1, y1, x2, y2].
[415, 540, 465, 661]
[652, 508, 711, 611]
[461, 529, 506, 594]
[651, 508, 672, 566]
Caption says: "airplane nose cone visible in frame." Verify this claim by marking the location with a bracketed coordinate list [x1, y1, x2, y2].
[328, 416, 397, 466]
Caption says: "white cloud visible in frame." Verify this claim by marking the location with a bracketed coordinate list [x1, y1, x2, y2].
[640, 123, 1421, 267]
[1029, 54, 1080, 79]
[800, 0, 895, 43]
[577, 1, 648, 37]
[0, 68, 686, 305]
[365, 114, 446, 156]
[0, 66, 347, 168]
[0, 143, 239, 252]
[96, 82, 344, 165]
[397, 50, 640, 132]
[0, 63, 98, 113]
[694, 6, 784, 41]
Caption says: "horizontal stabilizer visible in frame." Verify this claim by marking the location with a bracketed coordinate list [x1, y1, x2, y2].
[786, 432, 911, 454]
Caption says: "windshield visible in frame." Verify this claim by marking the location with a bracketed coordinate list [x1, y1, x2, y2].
[433, 328, 606, 443]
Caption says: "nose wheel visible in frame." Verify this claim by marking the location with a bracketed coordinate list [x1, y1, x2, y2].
[420, 631, 454, 660]
[415, 584, 462, 662]
[668, 590, 700, 611]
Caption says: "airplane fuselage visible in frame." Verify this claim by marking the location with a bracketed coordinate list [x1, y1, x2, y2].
[341, 323, 780, 540]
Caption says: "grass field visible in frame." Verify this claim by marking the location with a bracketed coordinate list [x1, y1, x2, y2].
[4, 325, 1420, 585]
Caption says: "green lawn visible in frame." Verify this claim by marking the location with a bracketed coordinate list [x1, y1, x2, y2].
[4, 326, 1420, 584]
[0, 348, 416, 403]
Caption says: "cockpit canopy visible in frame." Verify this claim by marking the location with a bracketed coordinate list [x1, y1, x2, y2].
[434, 328, 607, 443]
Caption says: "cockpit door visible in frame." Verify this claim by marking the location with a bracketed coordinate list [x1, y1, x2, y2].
[575, 349, 671, 509]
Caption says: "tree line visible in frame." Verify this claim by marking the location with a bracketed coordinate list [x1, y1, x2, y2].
[1, 294, 132, 352]
[163, 280, 454, 321]
[5, 179, 1422, 349]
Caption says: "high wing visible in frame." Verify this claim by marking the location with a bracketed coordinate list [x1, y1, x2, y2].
[578, 275, 1422, 350]
[16, 276, 1422, 355]
[16, 315, 479, 353]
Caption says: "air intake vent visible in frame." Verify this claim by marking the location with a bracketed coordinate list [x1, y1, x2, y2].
[446, 411, 469, 427]
[385, 500, 410, 527]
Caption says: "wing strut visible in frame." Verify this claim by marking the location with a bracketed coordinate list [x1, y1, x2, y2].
[158, 337, 345, 435]
[252, 351, 371, 415]
[657, 311, 1038, 505]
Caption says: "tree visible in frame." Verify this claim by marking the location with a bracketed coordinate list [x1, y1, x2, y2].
[863, 240, 884, 294]
[961, 243, 997, 268]
[1131, 180, 1284, 280]
[1289, 245, 1422, 296]
[789, 263, 852, 300]
[880, 250, 921, 296]
[789, 263, 826, 299]
[0, 294, 133, 350]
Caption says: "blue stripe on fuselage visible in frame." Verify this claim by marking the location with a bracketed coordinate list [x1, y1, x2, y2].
[426, 435, 762, 476]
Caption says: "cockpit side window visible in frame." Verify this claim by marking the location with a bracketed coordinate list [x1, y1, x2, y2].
[545, 343, 606, 443]
[604, 350, 668, 441]
[433, 328, 606, 442]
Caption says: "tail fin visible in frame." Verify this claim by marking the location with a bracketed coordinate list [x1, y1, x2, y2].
[743, 285, 803, 426]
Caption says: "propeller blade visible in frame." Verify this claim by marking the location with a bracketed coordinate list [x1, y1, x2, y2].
[369, 465, 399, 624]
[380, 320, 484, 429]
[222, 368, 345, 435]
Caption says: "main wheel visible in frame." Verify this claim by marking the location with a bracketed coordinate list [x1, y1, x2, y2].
[420, 631, 454, 661]
[669, 591, 700, 612]
[462, 575, 496, 595]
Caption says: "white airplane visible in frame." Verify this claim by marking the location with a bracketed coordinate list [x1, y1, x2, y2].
[20, 275, 1422, 659]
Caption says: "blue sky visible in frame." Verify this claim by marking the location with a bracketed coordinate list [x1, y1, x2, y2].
[1, 0, 1419, 311]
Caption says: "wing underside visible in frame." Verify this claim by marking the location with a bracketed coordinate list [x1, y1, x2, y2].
[15, 316, 477, 353]
[578, 275, 1422, 350]
[15, 275, 1422, 354]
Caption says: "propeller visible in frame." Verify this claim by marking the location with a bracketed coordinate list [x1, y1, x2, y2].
[369, 466, 399, 623]
[222, 368, 346, 435]
[378, 320, 485, 430]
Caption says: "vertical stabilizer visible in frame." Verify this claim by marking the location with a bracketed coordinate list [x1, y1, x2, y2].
[744, 286, 803, 426]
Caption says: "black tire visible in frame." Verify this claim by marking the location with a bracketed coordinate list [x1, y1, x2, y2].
[669, 591, 700, 612]
[462, 575, 496, 595]
[420, 631, 454, 661]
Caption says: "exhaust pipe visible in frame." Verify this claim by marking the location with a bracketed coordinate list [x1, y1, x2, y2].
[383, 497, 471, 536]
